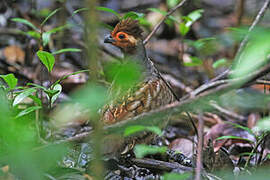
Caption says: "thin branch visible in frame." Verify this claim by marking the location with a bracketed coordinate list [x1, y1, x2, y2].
[143, 0, 188, 45]
[195, 112, 203, 180]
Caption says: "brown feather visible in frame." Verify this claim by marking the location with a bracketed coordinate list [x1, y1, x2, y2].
[111, 18, 143, 39]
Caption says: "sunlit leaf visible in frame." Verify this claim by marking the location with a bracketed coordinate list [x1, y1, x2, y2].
[134, 144, 167, 158]
[50, 84, 62, 106]
[231, 28, 270, 80]
[36, 50, 55, 72]
[26, 31, 40, 39]
[11, 18, 39, 31]
[124, 125, 162, 137]
[213, 58, 228, 68]
[51, 70, 89, 88]
[183, 56, 203, 66]
[255, 116, 270, 131]
[15, 106, 41, 119]
[163, 172, 191, 180]
[147, 8, 178, 22]
[179, 23, 190, 36]
[0, 73, 18, 90]
[41, 8, 61, 26]
[42, 32, 51, 47]
[185, 9, 204, 27]
[13, 88, 36, 106]
[123, 12, 144, 20]
[96, 6, 120, 19]
[216, 135, 253, 143]
[52, 48, 82, 55]
[166, 0, 181, 8]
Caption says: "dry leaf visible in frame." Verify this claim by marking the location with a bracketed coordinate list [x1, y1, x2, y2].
[3, 45, 25, 64]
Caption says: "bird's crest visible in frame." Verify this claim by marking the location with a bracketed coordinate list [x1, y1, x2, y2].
[111, 18, 143, 39]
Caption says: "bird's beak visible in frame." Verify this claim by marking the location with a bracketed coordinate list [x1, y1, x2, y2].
[104, 34, 115, 44]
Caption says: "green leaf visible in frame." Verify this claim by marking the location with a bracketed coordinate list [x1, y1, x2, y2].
[51, 70, 89, 88]
[36, 50, 55, 72]
[41, 8, 61, 27]
[225, 121, 254, 136]
[13, 88, 37, 107]
[134, 144, 167, 158]
[42, 32, 51, 47]
[216, 135, 253, 143]
[212, 58, 228, 69]
[163, 172, 191, 180]
[166, 0, 181, 8]
[147, 8, 178, 22]
[179, 23, 190, 36]
[183, 56, 203, 66]
[27, 83, 47, 91]
[26, 31, 40, 39]
[11, 18, 39, 31]
[0, 74, 18, 90]
[185, 9, 204, 27]
[124, 125, 162, 137]
[28, 95, 42, 106]
[73, 8, 89, 15]
[50, 84, 62, 106]
[123, 12, 144, 20]
[44, 89, 60, 98]
[96, 6, 120, 19]
[46, 24, 71, 34]
[15, 106, 42, 119]
[255, 116, 270, 131]
[52, 48, 82, 55]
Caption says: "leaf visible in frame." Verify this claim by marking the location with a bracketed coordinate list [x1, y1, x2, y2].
[11, 18, 39, 31]
[50, 84, 62, 105]
[123, 12, 144, 20]
[36, 50, 55, 72]
[27, 83, 47, 91]
[52, 48, 81, 55]
[216, 135, 253, 143]
[42, 32, 51, 47]
[183, 56, 203, 67]
[166, 0, 181, 8]
[46, 24, 71, 34]
[95, 6, 120, 19]
[255, 116, 270, 131]
[15, 106, 42, 119]
[124, 125, 162, 137]
[147, 8, 178, 22]
[212, 58, 228, 69]
[179, 23, 190, 36]
[72, 8, 89, 15]
[225, 121, 254, 136]
[13, 88, 37, 106]
[134, 144, 167, 158]
[185, 9, 204, 27]
[163, 172, 191, 180]
[51, 70, 89, 88]
[26, 31, 40, 39]
[0, 73, 18, 90]
[41, 8, 61, 27]
[28, 95, 42, 106]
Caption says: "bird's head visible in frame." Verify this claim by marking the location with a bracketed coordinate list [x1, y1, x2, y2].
[104, 18, 143, 54]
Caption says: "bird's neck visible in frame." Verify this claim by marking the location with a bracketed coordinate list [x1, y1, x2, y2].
[124, 40, 156, 78]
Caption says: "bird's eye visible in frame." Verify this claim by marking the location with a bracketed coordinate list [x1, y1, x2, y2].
[118, 34, 125, 39]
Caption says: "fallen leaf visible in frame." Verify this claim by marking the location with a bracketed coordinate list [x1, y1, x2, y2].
[3, 45, 25, 64]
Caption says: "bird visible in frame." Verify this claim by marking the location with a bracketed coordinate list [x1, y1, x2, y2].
[102, 18, 178, 125]
[101, 18, 178, 155]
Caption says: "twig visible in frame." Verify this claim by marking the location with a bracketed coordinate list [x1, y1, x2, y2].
[235, 0, 270, 64]
[130, 158, 193, 172]
[143, 0, 188, 45]
[195, 112, 203, 180]
[209, 101, 246, 121]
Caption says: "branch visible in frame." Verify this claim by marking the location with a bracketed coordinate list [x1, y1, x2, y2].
[143, 0, 188, 45]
